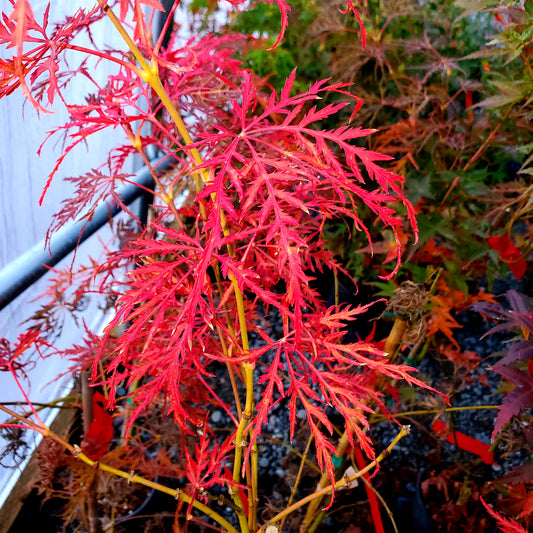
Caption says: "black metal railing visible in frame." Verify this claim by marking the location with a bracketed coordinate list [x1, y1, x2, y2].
[0, 1, 177, 312]
[0, 159, 173, 310]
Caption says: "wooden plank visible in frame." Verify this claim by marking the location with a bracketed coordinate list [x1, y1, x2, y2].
[0, 403, 78, 533]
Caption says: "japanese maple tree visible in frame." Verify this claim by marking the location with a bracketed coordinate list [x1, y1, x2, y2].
[0, 1, 435, 531]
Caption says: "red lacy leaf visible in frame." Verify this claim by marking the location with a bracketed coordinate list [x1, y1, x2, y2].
[182, 430, 237, 514]
[339, 0, 367, 49]
[226, 0, 290, 50]
[0, 330, 51, 379]
[481, 497, 528, 533]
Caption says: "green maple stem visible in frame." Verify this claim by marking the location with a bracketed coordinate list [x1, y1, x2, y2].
[260, 426, 411, 531]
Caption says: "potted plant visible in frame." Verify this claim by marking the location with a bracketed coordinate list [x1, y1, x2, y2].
[0, 1, 484, 531]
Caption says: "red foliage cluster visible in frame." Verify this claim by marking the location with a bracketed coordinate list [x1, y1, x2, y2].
[12, 1, 527, 531]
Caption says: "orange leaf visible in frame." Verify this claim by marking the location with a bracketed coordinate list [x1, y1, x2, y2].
[439, 344, 480, 370]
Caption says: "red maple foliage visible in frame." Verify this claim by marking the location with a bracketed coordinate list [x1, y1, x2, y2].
[474, 291, 533, 439]
[0, 0, 442, 529]
[487, 234, 527, 281]
[481, 498, 528, 533]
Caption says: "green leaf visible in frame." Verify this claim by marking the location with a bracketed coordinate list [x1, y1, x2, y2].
[461, 46, 509, 60]
[368, 281, 397, 298]
[407, 174, 434, 204]
[477, 80, 527, 109]
[453, 0, 496, 18]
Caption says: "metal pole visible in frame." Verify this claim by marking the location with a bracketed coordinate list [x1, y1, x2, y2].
[0, 158, 173, 310]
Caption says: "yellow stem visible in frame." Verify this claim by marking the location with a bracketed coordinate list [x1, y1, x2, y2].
[76, 448, 239, 533]
[100, 5, 256, 527]
[370, 405, 500, 423]
[233, 363, 255, 480]
[250, 440, 259, 531]
[98, 2, 151, 72]
[301, 318, 408, 531]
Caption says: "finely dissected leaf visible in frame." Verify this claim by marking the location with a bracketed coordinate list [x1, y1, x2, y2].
[339, 1, 367, 49]
[490, 364, 533, 439]
[47, 168, 136, 238]
[0, 2, 103, 111]
[480, 497, 528, 533]
[0, 0, 441, 516]
[183, 430, 235, 504]
[0, 330, 51, 380]
[226, 0, 290, 49]
[75, 43, 426, 491]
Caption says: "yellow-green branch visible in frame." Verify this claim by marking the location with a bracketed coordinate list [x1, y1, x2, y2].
[98, 4, 256, 530]
[370, 405, 500, 423]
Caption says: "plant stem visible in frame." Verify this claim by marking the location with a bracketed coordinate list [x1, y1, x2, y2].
[76, 449, 239, 533]
[98, 2, 151, 73]
[463, 107, 512, 173]
[232, 361, 254, 533]
[124, 127, 183, 220]
[261, 426, 411, 531]
[249, 439, 259, 531]
[300, 317, 409, 531]
[370, 405, 500, 423]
